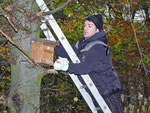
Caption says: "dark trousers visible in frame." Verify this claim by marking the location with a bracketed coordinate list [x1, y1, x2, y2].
[99, 92, 124, 113]
[87, 89, 124, 113]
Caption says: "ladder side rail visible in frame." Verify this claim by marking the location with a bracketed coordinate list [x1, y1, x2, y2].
[37, 1, 78, 62]
[46, 15, 79, 63]
[36, 1, 112, 113]
[40, 22, 55, 41]
[66, 74, 98, 113]
[81, 75, 112, 112]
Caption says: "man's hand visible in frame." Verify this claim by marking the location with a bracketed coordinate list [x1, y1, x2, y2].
[54, 58, 69, 71]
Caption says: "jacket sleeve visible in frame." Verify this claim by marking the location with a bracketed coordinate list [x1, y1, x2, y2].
[68, 44, 106, 75]
[54, 46, 69, 58]
[54, 43, 79, 59]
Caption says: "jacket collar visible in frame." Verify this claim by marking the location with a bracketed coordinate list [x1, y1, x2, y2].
[83, 30, 107, 44]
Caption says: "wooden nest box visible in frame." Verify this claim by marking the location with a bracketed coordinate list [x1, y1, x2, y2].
[31, 41, 55, 66]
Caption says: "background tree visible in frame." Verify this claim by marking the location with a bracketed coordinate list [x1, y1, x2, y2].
[0, 0, 45, 112]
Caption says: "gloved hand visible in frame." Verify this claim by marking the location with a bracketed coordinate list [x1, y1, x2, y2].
[54, 58, 69, 71]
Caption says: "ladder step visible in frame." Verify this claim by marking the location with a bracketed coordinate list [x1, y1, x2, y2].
[80, 85, 88, 89]
[94, 107, 101, 111]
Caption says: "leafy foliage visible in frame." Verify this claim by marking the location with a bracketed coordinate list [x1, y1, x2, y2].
[0, 0, 150, 112]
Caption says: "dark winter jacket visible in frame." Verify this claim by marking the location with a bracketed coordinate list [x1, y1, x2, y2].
[54, 30, 122, 96]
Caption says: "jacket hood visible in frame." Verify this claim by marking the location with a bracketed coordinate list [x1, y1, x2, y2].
[85, 30, 107, 44]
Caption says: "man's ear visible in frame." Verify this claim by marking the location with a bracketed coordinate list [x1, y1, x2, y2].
[96, 29, 99, 32]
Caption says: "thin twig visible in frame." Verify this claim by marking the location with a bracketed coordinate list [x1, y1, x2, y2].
[127, 0, 147, 75]
[43, 0, 72, 16]
[0, 7, 18, 32]
[4, 15, 18, 32]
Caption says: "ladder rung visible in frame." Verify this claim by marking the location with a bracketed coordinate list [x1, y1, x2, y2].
[94, 107, 101, 111]
[42, 28, 49, 31]
[80, 85, 88, 89]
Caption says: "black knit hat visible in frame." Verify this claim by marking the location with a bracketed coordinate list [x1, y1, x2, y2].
[85, 14, 103, 31]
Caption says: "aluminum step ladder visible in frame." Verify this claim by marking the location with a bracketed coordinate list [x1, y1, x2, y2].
[35, 0, 112, 113]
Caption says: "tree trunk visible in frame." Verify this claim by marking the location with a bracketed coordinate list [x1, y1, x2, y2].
[7, 0, 44, 113]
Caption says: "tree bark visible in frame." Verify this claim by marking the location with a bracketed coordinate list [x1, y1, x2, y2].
[7, 0, 44, 113]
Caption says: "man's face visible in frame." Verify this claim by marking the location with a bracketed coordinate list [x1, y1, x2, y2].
[83, 20, 99, 39]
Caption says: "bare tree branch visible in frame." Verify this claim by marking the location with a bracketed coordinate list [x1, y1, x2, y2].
[127, 0, 148, 76]
[0, 29, 34, 63]
[43, 0, 72, 16]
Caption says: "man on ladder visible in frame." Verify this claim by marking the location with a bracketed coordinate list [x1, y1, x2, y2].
[53, 14, 124, 113]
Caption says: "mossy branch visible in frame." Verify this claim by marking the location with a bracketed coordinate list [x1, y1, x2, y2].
[0, 29, 34, 63]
